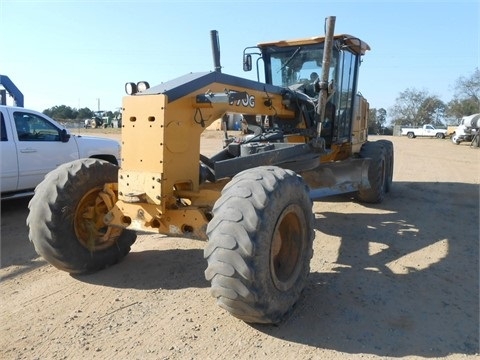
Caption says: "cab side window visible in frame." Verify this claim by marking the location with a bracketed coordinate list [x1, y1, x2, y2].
[1, 113, 7, 141]
[13, 112, 60, 141]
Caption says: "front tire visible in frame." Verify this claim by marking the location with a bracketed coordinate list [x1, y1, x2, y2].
[204, 166, 314, 324]
[27, 159, 137, 274]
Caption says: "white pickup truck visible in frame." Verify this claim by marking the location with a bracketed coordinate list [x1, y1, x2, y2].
[401, 124, 447, 139]
[1, 105, 121, 199]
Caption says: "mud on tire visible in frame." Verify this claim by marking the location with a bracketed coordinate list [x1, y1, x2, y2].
[27, 159, 137, 274]
[204, 166, 314, 324]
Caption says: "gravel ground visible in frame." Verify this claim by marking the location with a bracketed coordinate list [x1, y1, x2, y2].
[1, 132, 479, 360]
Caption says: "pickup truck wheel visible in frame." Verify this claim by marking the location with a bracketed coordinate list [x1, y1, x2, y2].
[356, 142, 386, 203]
[27, 159, 137, 274]
[407, 132, 415, 139]
[376, 140, 394, 192]
[204, 166, 314, 324]
[436, 133, 445, 139]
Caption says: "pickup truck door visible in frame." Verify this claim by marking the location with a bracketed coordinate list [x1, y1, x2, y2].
[0, 111, 19, 192]
[424, 125, 435, 136]
[10, 109, 79, 190]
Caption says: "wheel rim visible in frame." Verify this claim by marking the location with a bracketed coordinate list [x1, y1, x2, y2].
[270, 204, 306, 292]
[74, 185, 123, 251]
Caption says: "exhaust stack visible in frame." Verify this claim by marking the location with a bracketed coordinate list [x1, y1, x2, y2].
[211, 30, 222, 72]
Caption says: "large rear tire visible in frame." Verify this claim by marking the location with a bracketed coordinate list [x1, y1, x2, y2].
[356, 142, 387, 203]
[204, 166, 314, 324]
[376, 140, 394, 192]
[27, 159, 137, 274]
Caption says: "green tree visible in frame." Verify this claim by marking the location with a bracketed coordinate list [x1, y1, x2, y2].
[43, 105, 78, 120]
[420, 96, 447, 126]
[454, 68, 480, 110]
[377, 108, 387, 130]
[77, 107, 94, 120]
[368, 108, 388, 134]
[446, 98, 478, 124]
[390, 88, 445, 126]
[446, 68, 480, 123]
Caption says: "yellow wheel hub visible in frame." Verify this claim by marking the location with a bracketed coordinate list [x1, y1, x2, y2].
[74, 184, 123, 251]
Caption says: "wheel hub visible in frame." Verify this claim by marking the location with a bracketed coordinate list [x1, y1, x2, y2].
[270, 204, 306, 292]
[74, 184, 123, 251]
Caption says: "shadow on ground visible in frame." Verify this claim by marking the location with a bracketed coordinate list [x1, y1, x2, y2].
[257, 181, 479, 357]
[2, 181, 478, 357]
[74, 246, 209, 290]
[0, 196, 46, 280]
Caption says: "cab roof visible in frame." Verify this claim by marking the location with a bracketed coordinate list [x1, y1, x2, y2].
[257, 34, 370, 55]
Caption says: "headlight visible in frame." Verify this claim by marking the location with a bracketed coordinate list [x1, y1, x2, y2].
[137, 81, 150, 92]
[125, 82, 137, 95]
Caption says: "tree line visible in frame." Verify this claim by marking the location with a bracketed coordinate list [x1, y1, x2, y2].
[42, 105, 121, 123]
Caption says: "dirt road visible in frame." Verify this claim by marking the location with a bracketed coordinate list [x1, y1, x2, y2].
[1, 133, 479, 359]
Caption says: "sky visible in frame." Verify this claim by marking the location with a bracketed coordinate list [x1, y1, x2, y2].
[1, 0, 479, 121]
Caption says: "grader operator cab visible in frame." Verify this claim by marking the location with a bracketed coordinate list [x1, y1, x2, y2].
[28, 17, 394, 324]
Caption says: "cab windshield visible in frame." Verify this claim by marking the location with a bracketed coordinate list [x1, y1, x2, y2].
[268, 45, 338, 91]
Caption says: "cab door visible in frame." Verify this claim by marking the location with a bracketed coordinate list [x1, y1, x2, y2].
[10, 109, 79, 190]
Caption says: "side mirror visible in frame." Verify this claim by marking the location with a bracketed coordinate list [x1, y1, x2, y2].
[60, 129, 70, 143]
[243, 54, 252, 72]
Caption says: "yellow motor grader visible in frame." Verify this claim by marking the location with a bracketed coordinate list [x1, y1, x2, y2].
[28, 17, 393, 324]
